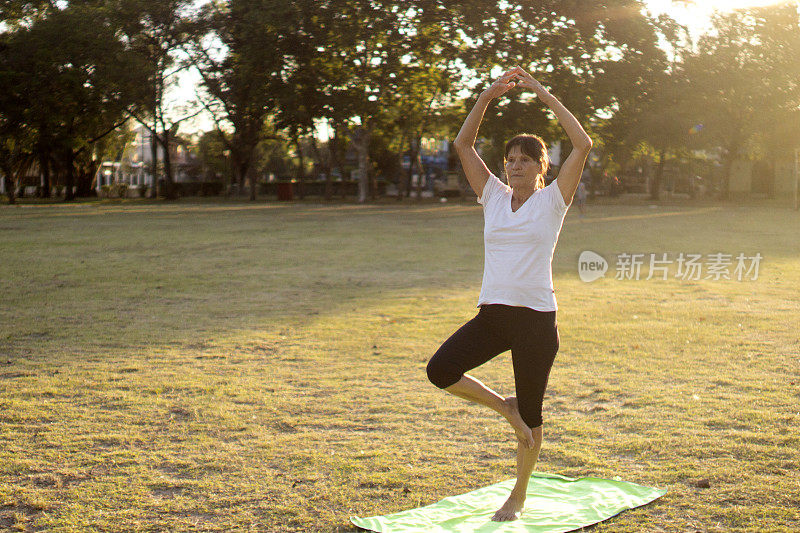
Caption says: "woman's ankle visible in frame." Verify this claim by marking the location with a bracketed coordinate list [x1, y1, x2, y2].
[509, 487, 527, 501]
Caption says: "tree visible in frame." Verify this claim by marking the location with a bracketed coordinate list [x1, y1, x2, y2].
[681, 7, 799, 198]
[388, 6, 467, 200]
[594, 10, 666, 179]
[747, 4, 800, 181]
[308, 0, 404, 203]
[0, 3, 149, 202]
[0, 134, 34, 205]
[184, 0, 290, 200]
[614, 16, 692, 200]
[450, 0, 666, 180]
[297, 0, 484, 202]
[0, 0, 55, 27]
[113, 0, 200, 200]
[197, 129, 229, 181]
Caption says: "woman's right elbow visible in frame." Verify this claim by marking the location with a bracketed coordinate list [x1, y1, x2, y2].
[453, 140, 471, 152]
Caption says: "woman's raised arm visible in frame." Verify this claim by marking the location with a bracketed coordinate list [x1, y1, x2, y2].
[512, 66, 593, 206]
[453, 70, 518, 199]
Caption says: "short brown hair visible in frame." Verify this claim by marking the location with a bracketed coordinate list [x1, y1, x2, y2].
[504, 134, 549, 190]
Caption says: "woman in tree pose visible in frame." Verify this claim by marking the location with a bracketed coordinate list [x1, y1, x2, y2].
[426, 66, 592, 522]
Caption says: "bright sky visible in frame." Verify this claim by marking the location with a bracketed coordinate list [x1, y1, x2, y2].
[645, 0, 798, 35]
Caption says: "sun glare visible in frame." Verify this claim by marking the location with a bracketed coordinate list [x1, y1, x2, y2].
[699, 0, 795, 9]
[654, 0, 798, 13]
[648, 0, 798, 13]
[646, 0, 798, 36]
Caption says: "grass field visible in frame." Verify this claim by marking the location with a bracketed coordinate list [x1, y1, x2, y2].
[1, 197, 799, 532]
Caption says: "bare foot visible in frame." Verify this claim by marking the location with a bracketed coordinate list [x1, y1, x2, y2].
[502, 396, 535, 449]
[491, 491, 525, 521]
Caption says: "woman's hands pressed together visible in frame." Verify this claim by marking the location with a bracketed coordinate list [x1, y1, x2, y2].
[480, 68, 519, 101]
[510, 66, 551, 99]
[480, 66, 551, 102]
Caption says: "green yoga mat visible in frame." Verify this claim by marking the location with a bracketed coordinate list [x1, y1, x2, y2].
[350, 472, 666, 532]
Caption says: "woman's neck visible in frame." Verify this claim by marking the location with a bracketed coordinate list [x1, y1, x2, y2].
[511, 183, 536, 203]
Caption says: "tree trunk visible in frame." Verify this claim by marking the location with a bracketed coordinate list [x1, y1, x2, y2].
[39, 152, 51, 198]
[324, 146, 334, 202]
[720, 138, 742, 200]
[225, 150, 233, 197]
[64, 149, 76, 202]
[767, 159, 775, 198]
[1, 167, 16, 205]
[292, 133, 306, 200]
[330, 123, 347, 199]
[369, 167, 377, 201]
[720, 155, 735, 200]
[353, 125, 370, 204]
[309, 135, 329, 201]
[651, 147, 666, 201]
[325, 123, 340, 201]
[76, 158, 96, 197]
[236, 153, 245, 196]
[236, 158, 247, 198]
[162, 129, 177, 200]
[414, 133, 425, 202]
[230, 137, 258, 201]
[248, 161, 257, 201]
[150, 127, 159, 198]
[403, 134, 414, 199]
[397, 142, 407, 202]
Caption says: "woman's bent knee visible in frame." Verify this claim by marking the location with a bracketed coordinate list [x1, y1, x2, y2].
[426, 358, 462, 389]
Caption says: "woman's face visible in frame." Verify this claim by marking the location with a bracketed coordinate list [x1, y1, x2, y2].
[504, 145, 542, 190]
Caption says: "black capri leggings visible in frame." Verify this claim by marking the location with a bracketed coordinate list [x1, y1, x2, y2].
[426, 304, 559, 429]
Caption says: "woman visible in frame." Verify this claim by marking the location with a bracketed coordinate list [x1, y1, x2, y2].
[426, 66, 592, 522]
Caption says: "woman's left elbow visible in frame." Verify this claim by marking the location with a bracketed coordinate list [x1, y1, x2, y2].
[578, 138, 593, 152]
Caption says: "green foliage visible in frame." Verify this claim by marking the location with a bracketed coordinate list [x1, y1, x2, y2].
[256, 138, 294, 178]
[94, 124, 138, 171]
[100, 182, 130, 198]
[183, 0, 294, 195]
[677, 6, 800, 194]
[0, 2, 153, 200]
[0, 0, 55, 28]
[197, 130, 229, 178]
[108, 0, 198, 199]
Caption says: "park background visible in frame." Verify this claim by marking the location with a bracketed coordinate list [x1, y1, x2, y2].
[2, 1, 800, 532]
[1, 0, 799, 205]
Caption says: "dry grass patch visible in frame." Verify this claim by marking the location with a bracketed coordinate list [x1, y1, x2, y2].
[1, 199, 799, 531]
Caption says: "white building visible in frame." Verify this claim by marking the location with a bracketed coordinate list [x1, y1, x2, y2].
[94, 124, 201, 194]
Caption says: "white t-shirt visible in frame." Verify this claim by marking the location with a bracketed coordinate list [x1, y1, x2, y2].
[477, 173, 570, 311]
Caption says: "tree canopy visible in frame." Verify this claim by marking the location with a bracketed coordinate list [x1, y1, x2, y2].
[2, 0, 798, 203]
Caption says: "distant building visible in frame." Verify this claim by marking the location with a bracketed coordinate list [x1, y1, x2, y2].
[94, 125, 202, 194]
